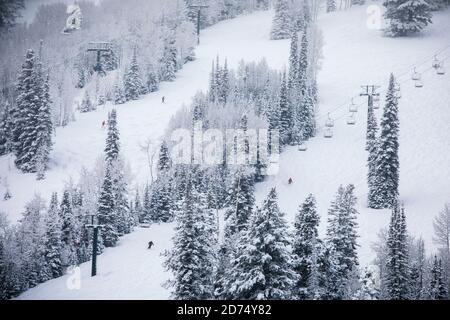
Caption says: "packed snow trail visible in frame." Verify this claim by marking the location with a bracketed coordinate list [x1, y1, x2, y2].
[13, 5, 450, 299]
[0, 10, 290, 222]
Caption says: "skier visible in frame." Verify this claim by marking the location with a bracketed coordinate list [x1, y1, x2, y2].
[162, 96, 165, 104]
[288, 178, 293, 185]
[101, 120, 106, 129]
[148, 241, 154, 249]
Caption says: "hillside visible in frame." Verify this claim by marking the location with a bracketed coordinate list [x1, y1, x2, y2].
[7, 4, 450, 299]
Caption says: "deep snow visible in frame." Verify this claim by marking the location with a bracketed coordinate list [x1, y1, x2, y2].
[9, 4, 450, 299]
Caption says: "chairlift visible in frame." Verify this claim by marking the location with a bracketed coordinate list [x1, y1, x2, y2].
[298, 142, 307, 151]
[437, 62, 445, 75]
[349, 98, 358, 113]
[432, 55, 440, 69]
[373, 95, 380, 103]
[324, 128, 333, 138]
[347, 113, 356, 125]
[411, 67, 421, 81]
[415, 79, 423, 88]
[325, 113, 334, 128]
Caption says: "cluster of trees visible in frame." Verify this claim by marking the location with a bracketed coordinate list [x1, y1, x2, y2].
[0, 0, 269, 130]
[271, 0, 317, 40]
[0, 0, 24, 30]
[372, 203, 450, 299]
[0, 48, 53, 178]
[0, 109, 136, 299]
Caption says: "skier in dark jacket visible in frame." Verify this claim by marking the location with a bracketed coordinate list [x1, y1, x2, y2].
[148, 241, 154, 249]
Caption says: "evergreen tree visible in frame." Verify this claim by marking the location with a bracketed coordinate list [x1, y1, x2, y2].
[113, 76, 126, 105]
[146, 65, 159, 93]
[224, 169, 255, 237]
[164, 181, 216, 300]
[376, 74, 400, 209]
[383, 0, 432, 36]
[141, 184, 152, 223]
[287, 30, 299, 90]
[325, 184, 359, 299]
[124, 47, 143, 101]
[429, 255, 448, 300]
[271, 0, 292, 40]
[13, 49, 52, 173]
[44, 192, 63, 278]
[104, 109, 120, 163]
[157, 141, 171, 173]
[149, 176, 173, 223]
[0, 100, 12, 155]
[367, 103, 379, 208]
[353, 267, 380, 300]
[80, 91, 93, 113]
[225, 188, 296, 299]
[385, 204, 410, 300]
[98, 164, 118, 247]
[159, 35, 178, 82]
[59, 190, 77, 266]
[293, 194, 320, 299]
[278, 72, 292, 146]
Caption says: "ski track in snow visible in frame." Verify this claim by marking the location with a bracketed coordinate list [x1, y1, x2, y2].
[9, 5, 450, 299]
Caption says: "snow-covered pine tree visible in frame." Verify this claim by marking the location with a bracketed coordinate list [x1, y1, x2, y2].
[385, 203, 410, 300]
[157, 141, 171, 174]
[287, 30, 299, 90]
[110, 160, 131, 235]
[159, 35, 178, 82]
[383, 0, 432, 37]
[271, 0, 292, 40]
[224, 169, 255, 237]
[141, 184, 152, 223]
[225, 188, 296, 299]
[133, 188, 143, 224]
[104, 109, 120, 163]
[113, 76, 126, 105]
[278, 71, 292, 146]
[80, 91, 93, 112]
[44, 192, 63, 279]
[293, 193, 321, 299]
[367, 103, 380, 209]
[375, 74, 400, 209]
[0, 100, 12, 155]
[327, 0, 337, 12]
[164, 180, 216, 300]
[353, 267, 380, 300]
[218, 59, 229, 104]
[149, 176, 173, 223]
[146, 64, 159, 93]
[98, 163, 118, 247]
[429, 255, 448, 300]
[18, 195, 49, 287]
[13, 49, 53, 173]
[325, 184, 359, 299]
[124, 47, 143, 101]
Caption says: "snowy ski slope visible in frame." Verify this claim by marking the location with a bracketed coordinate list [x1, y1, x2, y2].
[12, 4, 450, 299]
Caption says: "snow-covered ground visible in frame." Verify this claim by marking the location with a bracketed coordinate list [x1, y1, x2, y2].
[9, 3, 450, 299]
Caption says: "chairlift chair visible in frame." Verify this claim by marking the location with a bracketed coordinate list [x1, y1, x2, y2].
[347, 113, 356, 125]
[373, 100, 380, 110]
[415, 80, 423, 88]
[437, 62, 445, 75]
[349, 98, 358, 113]
[298, 142, 307, 151]
[373, 95, 380, 103]
[412, 68, 421, 81]
[325, 113, 334, 128]
[432, 55, 440, 69]
[324, 128, 333, 138]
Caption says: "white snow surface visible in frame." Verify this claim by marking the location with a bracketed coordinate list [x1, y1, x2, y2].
[8, 4, 450, 299]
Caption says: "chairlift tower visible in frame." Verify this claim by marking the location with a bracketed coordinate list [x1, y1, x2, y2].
[85, 214, 104, 277]
[189, 2, 209, 45]
[360, 85, 380, 149]
[87, 42, 111, 76]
